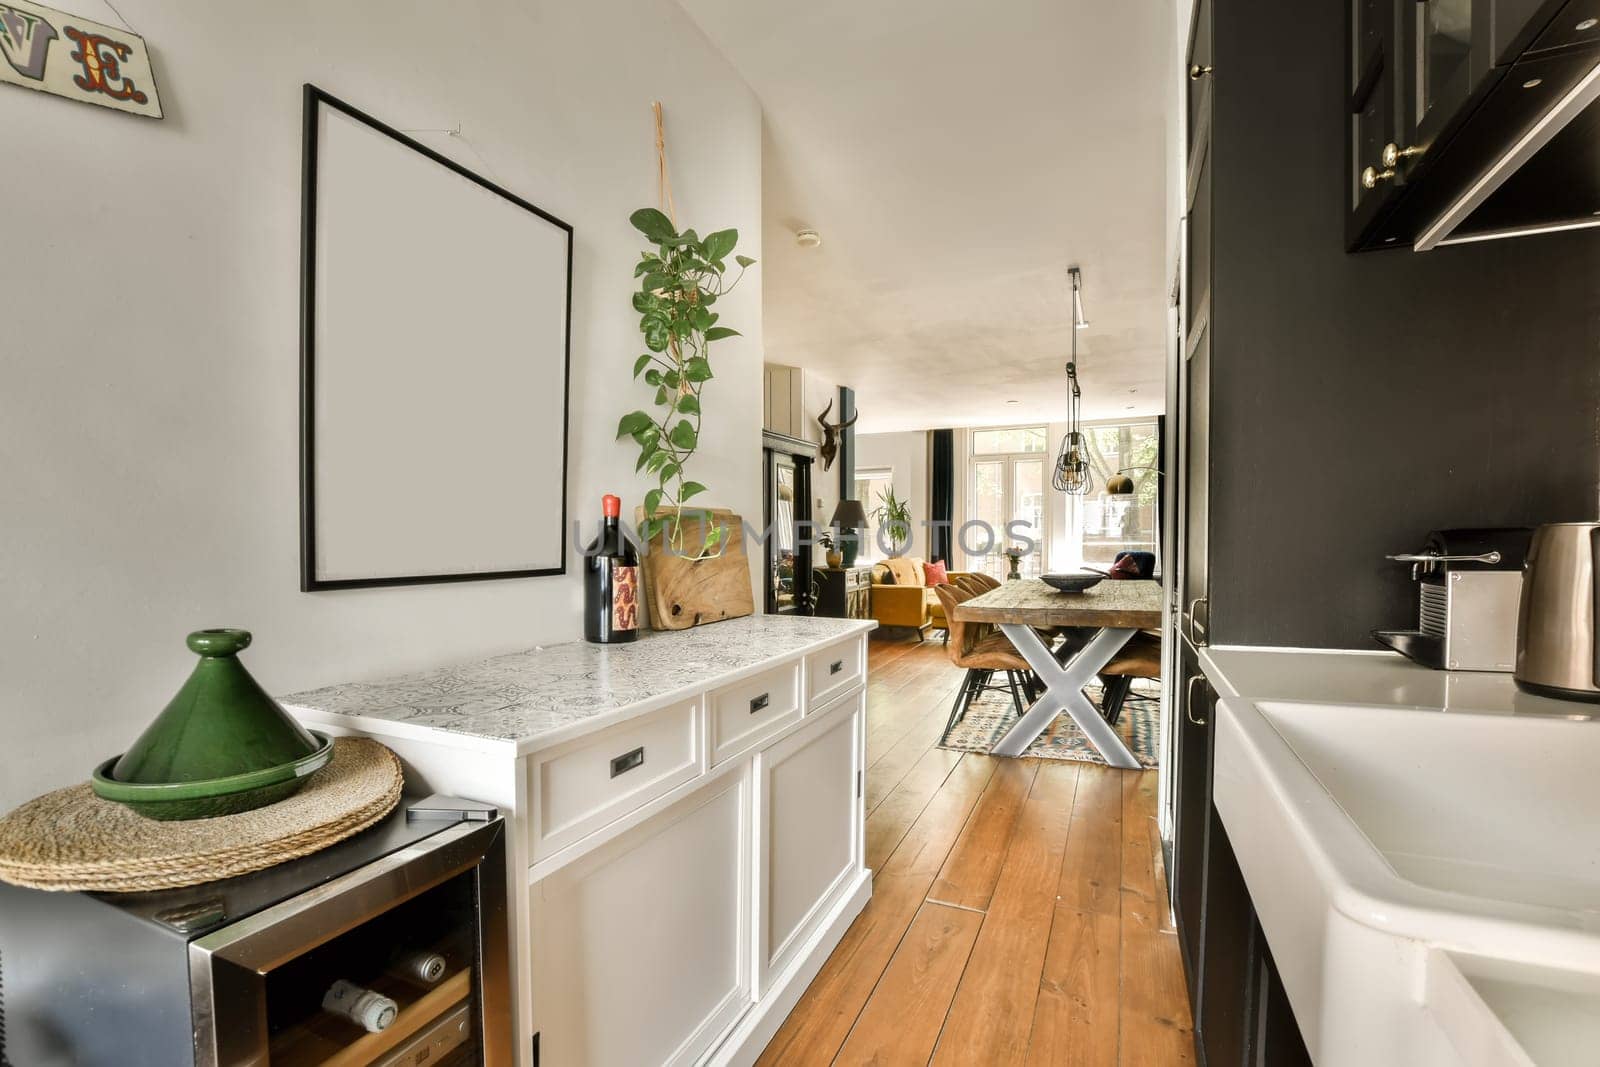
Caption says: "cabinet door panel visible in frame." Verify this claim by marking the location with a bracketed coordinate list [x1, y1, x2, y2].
[532, 771, 750, 1067]
[757, 691, 862, 993]
[1253, 926, 1314, 1066]
[1172, 642, 1212, 995]
[1181, 321, 1211, 643]
[1199, 807, 1255, 1067]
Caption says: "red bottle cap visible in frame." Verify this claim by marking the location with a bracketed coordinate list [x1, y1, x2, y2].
[602, 494, 621, 518]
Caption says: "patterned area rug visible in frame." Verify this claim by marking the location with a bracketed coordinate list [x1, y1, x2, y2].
[937, 678, 1161, 768]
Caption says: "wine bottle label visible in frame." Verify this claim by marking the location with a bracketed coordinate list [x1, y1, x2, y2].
[612, 563, 639, 631]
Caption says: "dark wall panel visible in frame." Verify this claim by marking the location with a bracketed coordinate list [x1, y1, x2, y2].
[1209, 0, 1600, 649]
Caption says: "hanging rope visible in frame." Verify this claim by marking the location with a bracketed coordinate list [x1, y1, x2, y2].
[652, 101, 678, 229]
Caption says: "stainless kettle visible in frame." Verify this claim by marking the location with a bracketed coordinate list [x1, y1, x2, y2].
[1514, 523, 1600, 702]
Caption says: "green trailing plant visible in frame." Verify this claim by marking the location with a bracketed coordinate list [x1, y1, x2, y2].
[873, 486, 912, 555]
[615, 207, 754, 556]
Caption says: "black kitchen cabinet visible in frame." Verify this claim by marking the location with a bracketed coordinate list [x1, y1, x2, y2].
[1181, 0, 1212, 649]
[1198, 810, 1256, 1066]
[1175, 0, 1216, 1008]
[1347, 0, 1404, 244]
[1172, 638, 1213, 998]
[1253, 930, 1314, 1066]
[1347, 0, 1600, 250]
[1175, 782, 1316, 1066]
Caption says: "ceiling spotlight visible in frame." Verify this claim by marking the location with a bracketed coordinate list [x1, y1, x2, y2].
[796, 229, 822, 248]
[1006, 399, 1020, 405]
[1069, 265, 1089, 329]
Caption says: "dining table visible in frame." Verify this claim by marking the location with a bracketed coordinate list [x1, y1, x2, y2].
[949, 577, 1164, 769]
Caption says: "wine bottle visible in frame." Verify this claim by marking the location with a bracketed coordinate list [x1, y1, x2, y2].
[584, 495, 640, 643]
[322, 979, 398, 1033]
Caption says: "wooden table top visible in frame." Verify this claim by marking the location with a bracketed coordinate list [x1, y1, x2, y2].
[950, 578, 1164, 629]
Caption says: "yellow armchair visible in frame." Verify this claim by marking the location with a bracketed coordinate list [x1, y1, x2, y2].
[868, 558, 978, 640]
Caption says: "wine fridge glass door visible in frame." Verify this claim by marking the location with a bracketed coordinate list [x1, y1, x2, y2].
[188, 819, 510, 1066]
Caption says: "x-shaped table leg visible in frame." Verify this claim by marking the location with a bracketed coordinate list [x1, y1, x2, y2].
[990, 624, 1142, 769]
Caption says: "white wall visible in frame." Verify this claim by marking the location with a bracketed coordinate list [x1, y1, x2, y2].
[853, 430, 929, 560]
[0, 0, 762, 810]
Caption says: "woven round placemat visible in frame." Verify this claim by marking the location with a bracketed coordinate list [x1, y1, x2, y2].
[0, 737, 403, 892]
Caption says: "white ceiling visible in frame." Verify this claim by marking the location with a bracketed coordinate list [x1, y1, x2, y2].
[678, 0, 1174, 434]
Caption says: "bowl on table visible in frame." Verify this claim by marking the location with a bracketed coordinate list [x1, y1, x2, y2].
[1040, 572, 1104, 593]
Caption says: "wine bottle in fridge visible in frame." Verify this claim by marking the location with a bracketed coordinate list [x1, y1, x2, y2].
[584, 494, 639, 643]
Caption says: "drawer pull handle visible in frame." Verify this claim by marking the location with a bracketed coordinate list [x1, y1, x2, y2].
[829, 660, 844, 675]
[610, 746, 645, 778]
[750, 693, 770, 714]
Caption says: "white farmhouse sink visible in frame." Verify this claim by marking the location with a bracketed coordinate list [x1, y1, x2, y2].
[1214, 697, 1600, 1066]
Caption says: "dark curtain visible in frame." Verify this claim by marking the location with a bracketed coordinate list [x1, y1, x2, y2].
[837, 386, 856, 501]
[930, 428, 954, 564]
[1155, 414, 1166, 580]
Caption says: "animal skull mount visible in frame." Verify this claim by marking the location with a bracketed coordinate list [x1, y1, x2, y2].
[816, 399, 859, 472]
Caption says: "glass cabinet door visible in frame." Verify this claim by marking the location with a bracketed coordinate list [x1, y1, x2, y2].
[1412, 0, 1486, 144]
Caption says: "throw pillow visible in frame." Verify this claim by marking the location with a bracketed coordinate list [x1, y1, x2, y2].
[1108, 555, 1142, 579]
[923, 560, 949, 585]
[878, 565, 895, 585]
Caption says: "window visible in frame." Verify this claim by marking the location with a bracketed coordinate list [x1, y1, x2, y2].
[1074, 419, 1160, 568]
[972, 426, 1048, 455]
[964, 426, 1048, 579]
[853, 467, 894, 563]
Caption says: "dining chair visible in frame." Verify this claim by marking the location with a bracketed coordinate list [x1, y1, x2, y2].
[934, 583, 1034, 743]
[1098, 630, 1162, 725]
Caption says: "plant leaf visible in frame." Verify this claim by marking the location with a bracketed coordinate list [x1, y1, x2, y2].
[677, 394, 700, 415]
[644, 319, 670, 352]
[680, 480, 708, 500]
[658, 461, 679, 483]
[669, 420, 698, 449]
[704, 327, 740, 342]
[703, 229, 737, 262]
[685, 357, 714, 382]
[616, 410, 653, 439]
[735, 255, 756, 268]
[630, 208, 676, 242]
[643, 487, 663, 516]
[654, 385, 668, 406]
[635, 444, 657, 473]
[632, 353, 653, 379]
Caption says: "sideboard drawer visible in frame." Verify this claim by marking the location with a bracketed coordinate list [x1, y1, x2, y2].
[806, 636, 864, 709]
[529, 698, 702, 863]
[708, 661, 803, 767]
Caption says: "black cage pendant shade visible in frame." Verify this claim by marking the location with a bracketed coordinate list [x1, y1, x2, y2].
[1052, 267, 1092, 495]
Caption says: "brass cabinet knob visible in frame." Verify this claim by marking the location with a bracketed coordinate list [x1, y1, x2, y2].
[1381, 141, 1424, 168]
[1189, 63, 1213, 80]
[1361, 165, 1396, 189]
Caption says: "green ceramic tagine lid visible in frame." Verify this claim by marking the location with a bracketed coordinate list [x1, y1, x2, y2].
[110, 629, 321, 785]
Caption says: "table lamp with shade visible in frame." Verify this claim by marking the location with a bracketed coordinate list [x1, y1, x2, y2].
[829, 499, 869, 567]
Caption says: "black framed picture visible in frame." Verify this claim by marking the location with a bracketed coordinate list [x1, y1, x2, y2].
[300, 85, 573, 591]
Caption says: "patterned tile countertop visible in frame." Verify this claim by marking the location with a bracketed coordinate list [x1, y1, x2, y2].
[280, 615, 875, 753]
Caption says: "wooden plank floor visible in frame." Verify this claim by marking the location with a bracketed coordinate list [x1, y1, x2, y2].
[759, 637, 1193, 1066]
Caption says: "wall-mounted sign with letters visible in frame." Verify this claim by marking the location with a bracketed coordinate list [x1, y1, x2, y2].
[0, 0, 161, 118]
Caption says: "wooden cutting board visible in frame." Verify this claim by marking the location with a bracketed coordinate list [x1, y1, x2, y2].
[634, 507, 755, 630]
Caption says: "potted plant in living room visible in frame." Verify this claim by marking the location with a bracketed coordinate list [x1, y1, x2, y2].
[873, 487, 912, 558]
[817, 530, 843, 569]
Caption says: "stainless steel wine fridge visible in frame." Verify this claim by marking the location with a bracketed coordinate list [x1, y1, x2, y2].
[0, 796, 511, 1066]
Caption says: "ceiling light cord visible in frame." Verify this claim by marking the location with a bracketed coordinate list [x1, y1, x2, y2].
[1053, 267, 1093, 495]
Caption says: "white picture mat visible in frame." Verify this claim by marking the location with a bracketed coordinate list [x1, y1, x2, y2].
[311, 102, 569, 582]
